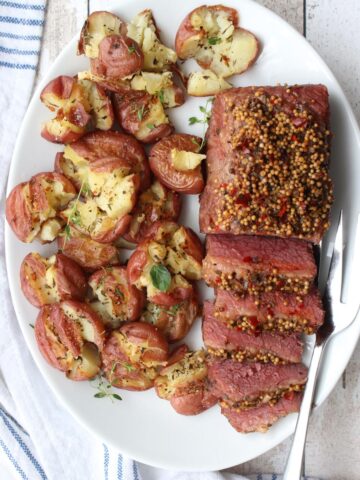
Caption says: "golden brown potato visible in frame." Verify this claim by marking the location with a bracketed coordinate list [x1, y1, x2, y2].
[141, 286, 199, 342]
[58, 227, 119, 271]
[101, 322, 168, 390]
[55, 130, 151, 192]
[20, 252, 87, 308]
[78, 11, 125, 58]
[60, 171, 140, 243]
[123, 180, 181, 244]
[35, 301, 105, 380]
[129, 71, 185, 108]
[127, 221, 203, 306]
[40, 76, 114, 143]
[126, 9, 177, 72]
[155, 347, 217, 415]
[149, 134, 205, 194]
[6, 172, 76, 243]
[175, 5, 259, 78]
[187, 69, 232, 96]
[113, 90, 173, 144]
[88, 266, 145, 328]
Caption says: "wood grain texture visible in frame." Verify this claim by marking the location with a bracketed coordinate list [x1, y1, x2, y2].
[34, 1, 360, 478]
[36, 0, 87, 84]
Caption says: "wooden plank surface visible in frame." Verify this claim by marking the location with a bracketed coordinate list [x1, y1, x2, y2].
[36, 1, 360, 478]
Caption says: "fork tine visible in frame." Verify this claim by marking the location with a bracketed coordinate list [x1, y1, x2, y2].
[326, 210, 343, 302]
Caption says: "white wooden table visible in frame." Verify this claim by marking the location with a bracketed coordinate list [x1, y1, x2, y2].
[37, 1, 360, 478]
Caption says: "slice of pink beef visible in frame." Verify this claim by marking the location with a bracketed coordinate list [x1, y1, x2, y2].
[202, 301, 304, 363]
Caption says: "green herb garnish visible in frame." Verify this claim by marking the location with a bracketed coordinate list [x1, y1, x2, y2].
[146, 123, 155, 131]
[137, 104, 146, 121]
[128, 44, 136, 53]
[150, 264, 171, 292]
[156, 89, 165, 105]
[91, 372, 122, 402]
[188, 98, 214, 149]
[114, 287, 124, 299]
[208, 36, 221, 45]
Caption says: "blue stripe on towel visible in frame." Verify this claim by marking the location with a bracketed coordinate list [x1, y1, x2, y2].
[0, 437, 29, 480]
[0, 15, 44, 26]
[0, 61, 36, 70]
[103, 444, 109, 480]
[0, 45, 39, 55]
[0, 410, 47, 479]
[0, 31, 41, 40]
[0, 408, 29, 437]
[117, 454, 123, 480]
[0, 1, 45, 10]
[133, 462, 140, 480]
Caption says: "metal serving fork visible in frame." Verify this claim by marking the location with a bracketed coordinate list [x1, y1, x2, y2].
[283, 211, 360, 480]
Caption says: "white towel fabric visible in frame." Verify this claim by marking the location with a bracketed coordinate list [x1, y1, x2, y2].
[0, 2, 321, 480]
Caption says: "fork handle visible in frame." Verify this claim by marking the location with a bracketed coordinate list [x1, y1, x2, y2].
[283, 341, 326, 480]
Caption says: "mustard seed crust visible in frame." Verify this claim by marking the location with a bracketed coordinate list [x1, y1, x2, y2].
[200, 85, 333, 243]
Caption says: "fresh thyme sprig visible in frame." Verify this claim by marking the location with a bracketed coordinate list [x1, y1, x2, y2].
[188, 97, 214, 150]
[91, 369, 122, 402]
[63, 178, 90, 244]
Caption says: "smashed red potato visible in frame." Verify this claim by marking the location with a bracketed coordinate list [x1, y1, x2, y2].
[175, 5, 259, 80]
[58, 226, 119, 271]
[35, 301, 105, 380]
[149, 134, 205, 194]
[141, 287, 199, 342]
[126, 9, 177, 72]
[113, 90, 173, 144]
[127, 221, 203, 306]
[102, 322, 168, 390]
[20, 252, 87, 308]
[55, 130, 151, 192]
[155, 346, 217, 415]
[40, 75, 114, 143]
[79, 11, 143, 79]
[124, 180, 181, 244]
[6, 172, 76, 243]
[89, 266, 145, 328]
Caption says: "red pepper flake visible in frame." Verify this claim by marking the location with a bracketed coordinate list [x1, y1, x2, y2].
[215, 277, 222, 285]
[214, 225, 222, 232]
[278, 203, 287, 218]
[284, 390, 295, 401]
[235, 193, 251, 206]
[242, 256, 253, 263]
[277, 279, 286, 288]
[248, 316, 259, 328]
[230, 187, 238, 196]
[291, 134, 297, 142]
[267, 307, 274, 317]
[220, 182, 228, 189]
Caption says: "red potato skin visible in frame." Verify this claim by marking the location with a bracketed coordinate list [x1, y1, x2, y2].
[5, 182, 33, 242]
[149, 134, 205, 194]
[175, 5, 239, 59]
[20, 252, 87, 308]
[123, 185, 181, 244]
[113, 91, 173, 144]
[121, 322, 168, 364]
[35, 302, 105, 380]
[40, 76, 92, 144]
[6, 172, 76, 243]
[77, 11, 126, 55]
[91, 35, 144, 79]
[101, 323, 168, 391]
[58, 130, 151, 191]
[150, 286, 194, 307]
[58, 233, 119, 271]
[89, 266, 145, 321]
[91, 212, 133, 244]
[41, 123, 88, 145]
[54, 253, 88, 300]
[40, 75, 75, 107]
[143, 288, 199, 342]
[56, 300, 106, 351]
